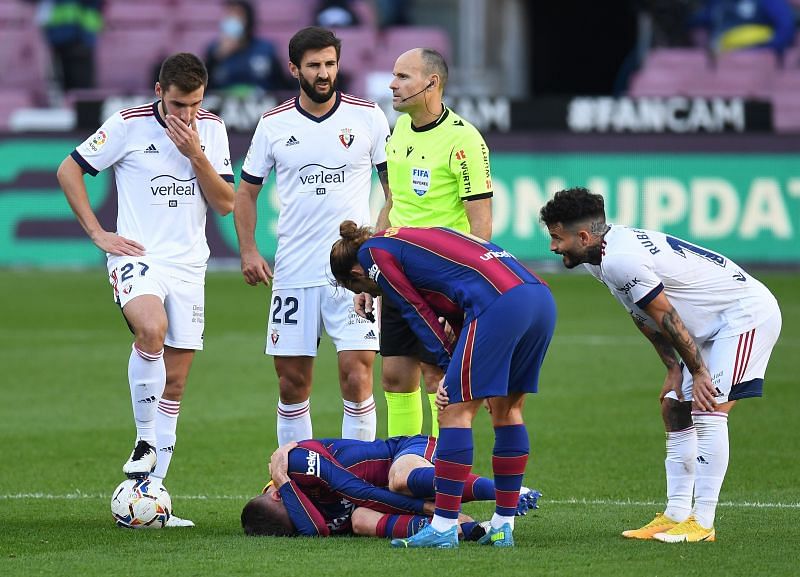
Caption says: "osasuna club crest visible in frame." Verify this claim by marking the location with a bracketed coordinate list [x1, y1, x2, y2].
[339, 128, 354, 149]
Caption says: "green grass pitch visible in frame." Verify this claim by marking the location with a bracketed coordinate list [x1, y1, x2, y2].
[0, 270, 797, 576]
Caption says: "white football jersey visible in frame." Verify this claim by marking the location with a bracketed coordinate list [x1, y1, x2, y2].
[72, 101, 233, 279]
[241, 92, 390, 289]
[584, 225, 779, 341]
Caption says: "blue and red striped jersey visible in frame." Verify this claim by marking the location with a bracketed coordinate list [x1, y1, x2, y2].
[277, 437, 434, 536]
[358, 227, 546, 369]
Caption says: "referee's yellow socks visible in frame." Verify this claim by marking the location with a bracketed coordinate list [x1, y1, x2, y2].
[427, 393, 439, 438]
[384, 389, 423, 437]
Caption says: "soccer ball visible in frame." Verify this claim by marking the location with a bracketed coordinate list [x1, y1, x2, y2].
[110, 478, 172, 528]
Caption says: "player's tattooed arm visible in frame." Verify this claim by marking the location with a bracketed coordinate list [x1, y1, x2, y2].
[375, 166, 392, 231]
[632, 316, 680, 371]
[659, 308, 705, 375]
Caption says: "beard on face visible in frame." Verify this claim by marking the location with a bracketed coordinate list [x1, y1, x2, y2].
[299, 73, 337, 104]
[585, 243, 603, 266]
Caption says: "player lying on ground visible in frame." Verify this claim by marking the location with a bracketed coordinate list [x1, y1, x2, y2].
[241, 435, 541, 538]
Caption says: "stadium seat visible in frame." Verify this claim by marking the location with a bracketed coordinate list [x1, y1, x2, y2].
[0, 28, 49, 94]
[173, 28, 219, 58]
[331, 27, 378, 95]
[351, 0, 378, 28]
[0, 0, 35, 27]
[628, 68, 693, 97]
[257, 1, 314, 30]
[771, 70, 800, 131]
[261, 27, 296, 64]
[645, 48, 709, 72]
[97, 29, 170, 92]
[368, 26, 452, 72]
[104, 2, 170, 30]
[771, 89, 800, 131]
[714, 49, 779, 73]
[627, 48, 709, 97]
[684, 51, 777, 99]
[0, 88, 34, 130]
[381, 26, 451, 59]
[173, 1, 225, 31]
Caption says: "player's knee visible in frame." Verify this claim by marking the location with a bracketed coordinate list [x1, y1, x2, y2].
[350, 508, 371, 535]
[133, 322, 167, 351]
[420, 365, 443, 393]
[341, 365, 373, 396]
[277, 373, 311, 402]
[662, 397, 692, 431]
[381, 368, 416, 392]
[387, 469, 405, 493]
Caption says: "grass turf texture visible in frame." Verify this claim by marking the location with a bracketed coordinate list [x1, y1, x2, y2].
[0, 270, 797, 576]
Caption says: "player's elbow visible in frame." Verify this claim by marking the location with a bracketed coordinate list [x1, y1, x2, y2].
[216, 199, 234, 217]
[213, 189, 235, 216]
[56, 156, 80, 188]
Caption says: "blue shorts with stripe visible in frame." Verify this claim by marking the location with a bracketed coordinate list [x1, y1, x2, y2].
[391, 435, 437, 462]
[444, 283, 556, 403]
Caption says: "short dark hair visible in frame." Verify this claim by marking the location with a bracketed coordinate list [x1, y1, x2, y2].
[539, 187, 606, 228]
[420, 48, 448, 88]
[289, 26, 341, 66]
[241, 495, 295, 537]
[158, 53, 208, 93]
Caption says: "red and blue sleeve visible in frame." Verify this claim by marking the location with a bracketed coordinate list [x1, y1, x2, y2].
[278, 480, 331, 536]
[288, 447, 428, 514]
[362, 247, 454, 370]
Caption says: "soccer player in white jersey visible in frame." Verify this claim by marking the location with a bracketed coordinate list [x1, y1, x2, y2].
[57, 53, 235, 527]
[540, 187, 782, 543]
[234, 27, 390, 445]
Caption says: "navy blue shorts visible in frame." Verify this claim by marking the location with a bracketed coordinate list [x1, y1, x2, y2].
[444, 283, 556, 403]
[392, 435, 438, 462]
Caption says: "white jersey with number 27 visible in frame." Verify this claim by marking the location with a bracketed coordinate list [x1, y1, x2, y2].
[72, 101, 233, 279]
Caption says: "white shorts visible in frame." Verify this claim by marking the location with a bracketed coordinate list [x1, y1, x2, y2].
[265, 284, 379, 356]
[108, 258, 205, 350]
[666, 308, 782, 404]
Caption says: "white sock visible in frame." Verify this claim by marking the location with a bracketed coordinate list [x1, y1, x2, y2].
[128, 344, 165, 445]
[430, 514, 458, 532]
[277, 399, 312, 446]
[153, 399, 180, 480]
[692, 413, 729, 528]
[664, 427, 696, 522]
[342, 395, 376, 441]
[490, 513, 515, 530]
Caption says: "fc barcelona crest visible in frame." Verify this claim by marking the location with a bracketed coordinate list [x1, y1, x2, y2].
[339, 128, 354, 149]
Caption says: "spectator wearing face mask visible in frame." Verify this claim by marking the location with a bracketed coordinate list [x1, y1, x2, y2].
[205, 0, 289, 96]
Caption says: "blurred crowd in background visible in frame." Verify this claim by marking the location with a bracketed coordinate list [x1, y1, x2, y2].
[1, 0, 800, 131]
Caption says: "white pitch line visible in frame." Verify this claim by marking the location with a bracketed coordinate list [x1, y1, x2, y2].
[2, 493, 798, 509]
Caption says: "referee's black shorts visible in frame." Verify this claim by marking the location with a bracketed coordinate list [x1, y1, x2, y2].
[379, 297, 439, 365]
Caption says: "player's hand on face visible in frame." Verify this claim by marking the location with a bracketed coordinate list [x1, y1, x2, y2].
[434, 379, 449, 411]
[354, 293, 375, 321]
[165, 116, 203, 160]
[92, 230, 145, 256]
[240, 248, 273, 286]
[691, 368, 717, 412]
